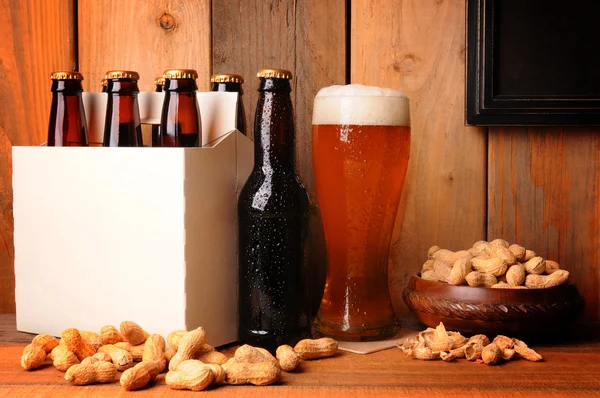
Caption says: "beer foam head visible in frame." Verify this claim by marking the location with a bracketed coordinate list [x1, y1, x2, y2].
[312, 84, 410, 126]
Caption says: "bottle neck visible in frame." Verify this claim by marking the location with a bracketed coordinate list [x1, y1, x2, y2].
[106, 79, 139, 124]
[51, 79, 83, 94]
[211, 82, 243, 94]
[254, 78, 295, 171]
[164, 78, 197, 92]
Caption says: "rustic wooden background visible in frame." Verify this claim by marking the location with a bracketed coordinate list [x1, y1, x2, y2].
[0, 0, 598, 325]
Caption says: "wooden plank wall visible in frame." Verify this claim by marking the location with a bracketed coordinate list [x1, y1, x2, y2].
[488, 129, 600, 323]
[0, 0, 76, 313]
[1, 1, 599, 326]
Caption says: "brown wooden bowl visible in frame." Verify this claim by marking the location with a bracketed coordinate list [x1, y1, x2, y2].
[403, 274, 584, 339]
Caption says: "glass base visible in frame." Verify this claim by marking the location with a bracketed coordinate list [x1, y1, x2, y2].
[312, 317, 401, 342]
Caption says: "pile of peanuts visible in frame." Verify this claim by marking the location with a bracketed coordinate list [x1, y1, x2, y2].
[421, 239, 570, 289]
[20, 321, 338, 391]
[398, 322, 543, 365]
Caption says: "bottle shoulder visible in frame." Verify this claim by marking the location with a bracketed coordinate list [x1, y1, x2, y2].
[239, 170, 309, 214]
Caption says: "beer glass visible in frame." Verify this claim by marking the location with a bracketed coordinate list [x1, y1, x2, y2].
[312, 84, 411, 341]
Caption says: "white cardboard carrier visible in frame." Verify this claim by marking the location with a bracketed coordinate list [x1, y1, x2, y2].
[12, 91, 254, 347]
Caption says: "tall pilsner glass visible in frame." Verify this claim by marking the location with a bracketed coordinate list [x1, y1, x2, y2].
[312, 84, 411, 341]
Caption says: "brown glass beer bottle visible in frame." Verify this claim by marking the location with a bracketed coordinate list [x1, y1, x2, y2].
[210, 74, 247, 135]
[237, 69, 311, 353]
[103, 70, 143, 147]
[151, 76, 165, 147]
[47, 71, 89, 147]
[159, 69, 201, 147]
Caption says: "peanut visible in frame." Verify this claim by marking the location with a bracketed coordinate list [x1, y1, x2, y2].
[196, 350, 228, 365]
[206, 363, 226, 384]
[502, 348, 515, 361]
[234, 344, 270, 364]
[421, 269, 443, 282]
[545, 260, 560, 274]
[21, 334, 60, 370]
[493, 335, 514, 350]
[464, 343, 484, 361]
[508, 244, 526, 262]
[506, 263, 526, 286]
[115, 341, 144, 361]
[169, 327, 207, 371]
[524, 249, 536, 261]
[98, 344, 134, 371]
[143, 334, 166, 372]
[492, 246, 517, 266]
[432, 260, 452, 283]
[80, 356, 99, 366]
[65, 361, 118, 385]
[167, 330, 187, 350]
[412, 344, 438, 360]
[49, 344, 68, 361]
[294, 338, 338, 360]
[80, 331, 102, 350]
[427, 245, 442, 259]
[100, 325, 125, 345]
[447, 257, 472, 285]
[471, 257, 507, 276]
[470, 241, 492, 257]
[31, 334, 59, 353]
[120, 360, 162, 391]
[465, 271, 497, 288]
[490, 238, 509, 248]
[513, 339, 543, 362]
[276, 345, 299, 371]
[20, 344, 47, 370]
[92, 352, 112, 363]
[524, 257, 546, 275]
[165, 347, 177, 364]
[54, 350, 80, 371]
[432, 249, 473, 266]
[491, 282, 512, 289]
[166, 359, 215, 391]
[482, 343, 501, 365]
[467, 334, 490, 347]
[439, 351, 456, 362]
[62, 328, 96, 361]
[120, 321, 150, 346]
[223, 358, 280, 386]
[421, 259, 435, 272]
[525, 269, 569, 289]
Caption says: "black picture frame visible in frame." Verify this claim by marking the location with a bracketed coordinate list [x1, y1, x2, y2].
[466, 0, 600, 126]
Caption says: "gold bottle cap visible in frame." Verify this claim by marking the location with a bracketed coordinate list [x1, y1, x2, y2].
[162, 69, 199, 79]
[211, 74, 244, 84]
[100, 78, 107, 87]
[256, 68, 292, 79]
[104, 70, 140, 80]
[154, 77, 166, 86]
[50, 71, 84, 80]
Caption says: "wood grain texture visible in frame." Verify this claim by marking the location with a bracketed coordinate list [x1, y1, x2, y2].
[78, 0, 211, 93]
[488, 128, 600, 323]
[212, 0, 346, 311]
[351, 0, 487, 316]
[0, 0, 76, 313]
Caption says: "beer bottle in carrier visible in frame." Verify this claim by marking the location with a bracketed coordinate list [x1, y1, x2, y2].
[210, 73, 247, 135]
[237, 68, 311, 353]
[159, 69, 201, 147]
[103, 70, 143, 147]
[152, 76, 165, 147]
[47, 71, 89, 146]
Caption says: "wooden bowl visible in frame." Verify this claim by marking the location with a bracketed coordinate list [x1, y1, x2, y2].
[403, 275, 584, 338]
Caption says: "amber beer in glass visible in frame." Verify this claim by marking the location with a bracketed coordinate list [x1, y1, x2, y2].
[312, 84, 411, 340]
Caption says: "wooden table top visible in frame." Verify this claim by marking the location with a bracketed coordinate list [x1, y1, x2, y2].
[1, 314, 599, 397]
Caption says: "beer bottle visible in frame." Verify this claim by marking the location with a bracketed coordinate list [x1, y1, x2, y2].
[101, 78, 107, 92]
[160, 69, 201, 147]
[237, 69, 311, 353]
[210, 74, 246, 135]
[151, 76, 165, 147]
[103, 70, 143, 147]
[47, 71, 89, 147]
